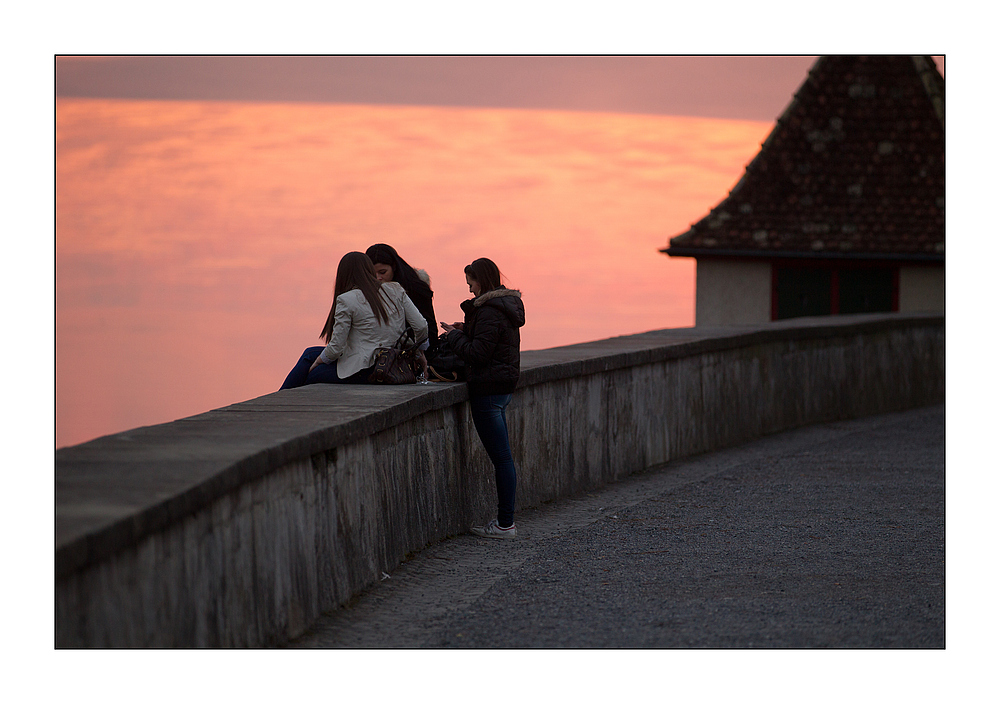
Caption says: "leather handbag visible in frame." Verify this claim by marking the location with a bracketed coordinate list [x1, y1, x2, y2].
[368, 330, 420, 384]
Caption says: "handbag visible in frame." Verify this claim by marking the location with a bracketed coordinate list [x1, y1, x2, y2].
[368, 330, 420, 384]
[425, 333, 466, 382]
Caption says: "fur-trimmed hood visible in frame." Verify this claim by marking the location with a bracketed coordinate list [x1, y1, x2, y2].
[467, 287, 525, 328]
[473, 287, 521, 306]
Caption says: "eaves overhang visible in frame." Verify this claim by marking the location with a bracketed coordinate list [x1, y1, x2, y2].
[661, 246, 944, 263]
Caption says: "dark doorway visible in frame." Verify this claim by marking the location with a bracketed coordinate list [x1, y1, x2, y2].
[839, 267, 894, 314]
[776, 267, 831, 319]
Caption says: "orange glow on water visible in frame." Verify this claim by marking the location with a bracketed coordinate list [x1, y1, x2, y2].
[56, 98, 772, 448]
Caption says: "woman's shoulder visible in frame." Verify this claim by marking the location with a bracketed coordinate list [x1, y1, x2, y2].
[336, 289, 367, 309]
[337, 288, 365, 302]
[381, 281, 406, 298]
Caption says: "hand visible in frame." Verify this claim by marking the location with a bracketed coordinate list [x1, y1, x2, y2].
[309, 357, 326, 373]
[441, 321, 463, 332]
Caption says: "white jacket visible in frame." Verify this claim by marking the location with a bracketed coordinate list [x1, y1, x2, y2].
[318, 281, 428, 378]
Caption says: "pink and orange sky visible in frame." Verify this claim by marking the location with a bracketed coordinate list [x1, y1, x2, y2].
[53, 56, 949, 448]
[54, 99, 770, 446]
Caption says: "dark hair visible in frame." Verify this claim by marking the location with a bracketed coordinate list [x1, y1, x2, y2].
[319, 252, 394, 343]
[464, 258, 503, 294]
[365, 244, 433, 300]
[366, 243, 439, 349]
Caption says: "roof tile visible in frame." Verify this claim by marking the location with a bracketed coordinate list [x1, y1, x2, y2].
[665, 56, 944, 261]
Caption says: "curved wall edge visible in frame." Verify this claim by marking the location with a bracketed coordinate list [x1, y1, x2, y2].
[55, 313, 944, 646]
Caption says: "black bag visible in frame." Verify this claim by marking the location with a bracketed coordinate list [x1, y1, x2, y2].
[425, 333, 466, 382]
[368, 330, 420, 384]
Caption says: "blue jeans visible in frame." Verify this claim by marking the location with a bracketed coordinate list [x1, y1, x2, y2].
[280, 346, 373, 389]
[470, 393, 517, 528]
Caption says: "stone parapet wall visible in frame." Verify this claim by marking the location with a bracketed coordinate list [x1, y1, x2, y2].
[55, 313, 944, 646]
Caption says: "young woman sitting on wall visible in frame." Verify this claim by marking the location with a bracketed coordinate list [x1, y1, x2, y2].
[365, 243, 438, 352]
[280, 251, 428, 389]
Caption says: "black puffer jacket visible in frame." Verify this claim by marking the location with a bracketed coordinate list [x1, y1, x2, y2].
[446, 288, 525, 396]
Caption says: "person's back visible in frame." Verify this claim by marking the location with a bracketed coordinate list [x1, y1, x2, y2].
[325, 281, 427, 378]
[280, 252, 427, 389]
[332, 283, 417, 366]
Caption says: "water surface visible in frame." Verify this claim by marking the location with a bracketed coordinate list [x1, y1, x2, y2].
[56, 98, 771, 447]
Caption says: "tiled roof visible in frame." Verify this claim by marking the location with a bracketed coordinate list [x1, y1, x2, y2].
[665, 56, 944, 262]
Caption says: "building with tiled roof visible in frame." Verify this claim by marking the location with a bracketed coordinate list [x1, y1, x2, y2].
[663, 55, 944, 325]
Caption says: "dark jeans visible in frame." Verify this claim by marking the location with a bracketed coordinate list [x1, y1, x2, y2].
[280, 346, 373, 389]
[470, 393, 517, 528]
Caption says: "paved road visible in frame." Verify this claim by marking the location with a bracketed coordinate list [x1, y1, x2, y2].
[289, 404, 944, 648]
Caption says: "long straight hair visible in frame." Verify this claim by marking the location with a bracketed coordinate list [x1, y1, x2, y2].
[464, 257, 503, 295]
[319, 252, 394, 343]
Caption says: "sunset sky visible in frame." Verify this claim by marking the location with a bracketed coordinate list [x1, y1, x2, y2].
[52, 53, 948, 449]
[54, 98, 771, 444]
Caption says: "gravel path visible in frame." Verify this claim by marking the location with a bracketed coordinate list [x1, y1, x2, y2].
[289, 404, 944, 648]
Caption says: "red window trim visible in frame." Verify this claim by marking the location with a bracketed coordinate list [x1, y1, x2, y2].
[891, 267, 900, 312]
[770, 265, 779, 321]
[830, 269, 840, 315]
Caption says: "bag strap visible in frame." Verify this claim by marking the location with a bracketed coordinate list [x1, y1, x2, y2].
[393, 328, 417, 351]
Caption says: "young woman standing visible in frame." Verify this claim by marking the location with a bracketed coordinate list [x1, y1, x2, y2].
[441, 258, 525, 538]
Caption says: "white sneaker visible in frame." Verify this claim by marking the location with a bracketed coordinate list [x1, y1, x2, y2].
[471, 519, 517, 539]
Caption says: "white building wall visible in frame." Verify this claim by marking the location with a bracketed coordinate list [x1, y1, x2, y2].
[695, 259, 772, 326]
[899, 265, 944, 313]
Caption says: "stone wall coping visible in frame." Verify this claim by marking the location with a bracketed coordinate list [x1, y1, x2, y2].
[55, 312, 943, 580]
